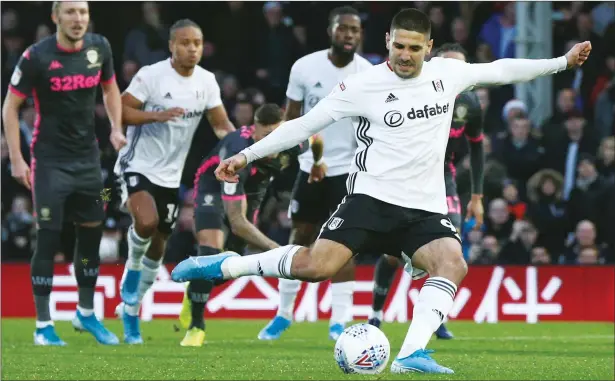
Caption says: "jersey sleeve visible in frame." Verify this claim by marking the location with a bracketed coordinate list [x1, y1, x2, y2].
[124, 66, 152, 103]
[285, 60, 305, 102]
[100, 36, 116, 84]
[205, 74, 223, 110]
[444, 56, 568, 93]
[318, 79, 362, 121]
[8, 48, 39, 99]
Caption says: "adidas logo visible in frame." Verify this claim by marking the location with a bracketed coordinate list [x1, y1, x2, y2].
[314, 82, 322, 88]
[164, 92, 172, 99]
[48, 60, 63, 70]
[385, 93, 398, 103]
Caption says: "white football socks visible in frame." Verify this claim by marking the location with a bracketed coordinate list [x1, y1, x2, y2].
[330, 281, 354, 326]
[126, 226, 151, 271]
[125, 257, 162, 316]
[222, 245, 301, 279]
[277, 278, 301, 320]
[397, 277, 457, 359]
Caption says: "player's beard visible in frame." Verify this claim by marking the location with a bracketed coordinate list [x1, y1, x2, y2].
[331, 42, 356, 61]
[60, 27, 85, 43]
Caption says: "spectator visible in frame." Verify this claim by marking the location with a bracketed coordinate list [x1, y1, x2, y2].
[479, 2, 516, 59]
[594, 78, 615, 139]
[493, 116, 543, 196]
[485, 198, 514, 243]
[450, 17, 475, 60]
[530, 246, 552, 265]
[526, 169, 569, 259]
[1, 195, 34, 261]
[34, 23, 51, 43]
[567, 154, 612, 235]
[596, 136, 615, 182]
[232, 98, 255, 127]
[474, 87, 501, 135]
[541, 88, 578, 141]
[470, 235, 500, 265]
[499, 220, 538, 265]
[502, 180, 526, 219]
[589, 54, 614, 110]
[543, 112, 599, 195]
[123, 2, 170, 67]
[591, 2, 615, 36]
[428, 5, 450, 47]
[256, 2, 303, 103]
[560, 220, 609, 264]
[221, 74, 240, 112]
[577, 246, 601, 265]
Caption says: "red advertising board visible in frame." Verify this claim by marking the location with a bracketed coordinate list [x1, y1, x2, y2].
[1, 263, 613, 323]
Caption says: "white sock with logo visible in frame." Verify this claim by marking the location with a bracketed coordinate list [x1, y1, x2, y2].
[126, 226, 151, 271]
[221, 245, 301, 279]
[397, 277, 457, 359]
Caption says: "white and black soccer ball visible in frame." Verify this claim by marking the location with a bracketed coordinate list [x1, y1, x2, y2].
[334, 323, 390, 374]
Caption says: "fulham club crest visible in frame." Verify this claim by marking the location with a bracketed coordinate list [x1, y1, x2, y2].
[328, 217, 344, 230]
[432, 79, 444, 93]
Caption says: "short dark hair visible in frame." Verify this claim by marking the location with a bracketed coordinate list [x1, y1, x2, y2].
[254, 103, 283, 126]
[170, 19, 202, 40]
[329, 6, 360, 26]
[390, 8, 431, 37]
[432, 43, 468, 58]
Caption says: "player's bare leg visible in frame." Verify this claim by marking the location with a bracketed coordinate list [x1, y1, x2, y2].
[120, 191, 157, 306]
[390, 237, 466, 374]
[178, 228, 224, 347]
[71, 221, 119, 345]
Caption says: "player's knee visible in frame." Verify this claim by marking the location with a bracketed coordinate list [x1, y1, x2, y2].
[434, 248, 467, 279]
[135, 213, 159, 237]
[34, 228, 63, 260]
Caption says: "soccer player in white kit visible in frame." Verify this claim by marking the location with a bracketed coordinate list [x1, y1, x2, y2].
[258, 6, 372, 342]
[173, 9, 591, 373]
[113, 20, 235, 344]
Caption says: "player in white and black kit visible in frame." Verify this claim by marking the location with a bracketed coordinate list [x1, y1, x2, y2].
[113, 20, 235, 344]
[173, 9, 591, 373]
[258, 6, 372, 342]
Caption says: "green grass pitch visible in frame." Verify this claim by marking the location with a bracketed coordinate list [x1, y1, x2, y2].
[2, 319, 613, 380]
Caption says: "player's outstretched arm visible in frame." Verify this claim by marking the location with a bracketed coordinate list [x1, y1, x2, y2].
[121, 92, 184, 125]
[223, 198, 280, 251]
[463, 93, 485, 228]
[1, 91, 30, 189]
[206, 105, 236, 140]
[461, 41, 591, 89]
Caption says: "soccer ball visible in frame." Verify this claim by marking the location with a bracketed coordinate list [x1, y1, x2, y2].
[334, 323, 390, 374]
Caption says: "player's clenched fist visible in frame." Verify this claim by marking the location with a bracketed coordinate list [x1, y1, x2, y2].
[215, 153, 248, 183]
[565, 41, 592, 69]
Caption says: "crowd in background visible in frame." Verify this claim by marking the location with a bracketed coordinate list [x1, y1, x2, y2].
[2, 1, 614, 266]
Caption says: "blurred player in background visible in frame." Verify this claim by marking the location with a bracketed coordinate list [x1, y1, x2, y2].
[367, 43, 485, 340]
[2, 1, 125, 346]
[113, 19, 235, 344]
[178, 103, 317, 346]
[258, 5, 373, 342]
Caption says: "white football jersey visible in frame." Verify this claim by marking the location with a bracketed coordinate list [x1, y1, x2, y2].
[241, 56, 567, 214]
[114, 58, 222, 188]
[286, 50, 372, 176]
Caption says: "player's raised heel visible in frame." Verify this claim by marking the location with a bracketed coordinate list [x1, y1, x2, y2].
[390, 349, 454, 374]
[171, 252, 240, 283]
[121, 269, 141, 306]
[328, 323, 345, 341]
[180, 327, 206, 347]
[33, 325, 67, 346]
[258, 316, 291, 340]
[115, 303, 143, 345]
[435, 323, 454, 339]
[72, 310, 120, 345]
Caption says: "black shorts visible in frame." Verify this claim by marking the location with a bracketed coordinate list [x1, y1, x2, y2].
[193, 189, 260, 254]
[120, 172, 179, 235]
[289, 170, 348, 224]
[318, 194, 462, 259]
[32, 159, 105, 231]
[444, 172, 462, 229]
